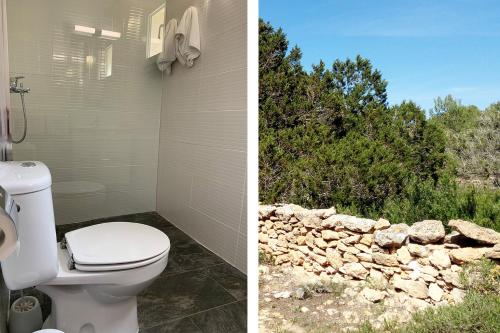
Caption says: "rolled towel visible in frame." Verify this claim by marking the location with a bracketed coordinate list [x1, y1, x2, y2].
[175, 6, 200, 67]
[157, 18, 177, 74]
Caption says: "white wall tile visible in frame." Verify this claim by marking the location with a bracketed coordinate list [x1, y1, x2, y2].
[8, 0, 164, 224]
[157, 0, 247, 272]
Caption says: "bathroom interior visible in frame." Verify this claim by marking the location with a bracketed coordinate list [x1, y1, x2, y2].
[0, 0, 247, 332]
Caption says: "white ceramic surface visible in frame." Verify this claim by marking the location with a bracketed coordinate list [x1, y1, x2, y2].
[66, 222, 170, 265]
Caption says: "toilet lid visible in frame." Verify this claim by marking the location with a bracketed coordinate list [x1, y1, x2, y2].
[65, 222, 170, 266]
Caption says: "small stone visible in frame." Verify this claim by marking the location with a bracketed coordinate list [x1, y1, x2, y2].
[450, 288, 465, 304]
[362, 287, 386, 302]
[372, 252, 399, 267]
[357, 252, 373, 262]
[354, 243, 371, 253]
[314, 237, 328, 249]
[326, 248, 343, 269]
[409, 220, 445, 244]
[397, 247, 412, 264]
[300, 306, 309, 313]
[343, 252, 359, 263]
[296, 235, 306, 245]
[360, 234, 374, 246]
[339, 262, 369, 279]
[441, 269, 462, 288]
[321, 230, 340, 241]
[485, 249, 500, 260]
[294, 288, 307, 300]
[421, 265, 439, 277]
[407, 244, 429, 258]
[429, 249, 451, 269]
[259, 233, 269, 244]
[393, 277, 428, 299]
[302, 215, 322, 228]
[273, 291, 291, 299]
[259, 205, 276, 219]
[369, 269, 388, 288]
[428, 283, 443, 302]
[374, 218, 391, 230]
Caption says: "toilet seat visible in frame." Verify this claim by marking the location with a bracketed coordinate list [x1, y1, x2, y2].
[74, 250, 168, 271]
[64, 222, 170, 272]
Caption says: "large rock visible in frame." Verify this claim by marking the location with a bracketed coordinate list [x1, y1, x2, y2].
[259, 205, 276, 219]
[374, 224, 409, 248]
[322, 214, 377, 233]
[311, 207, 336, 219]
[448, 219, 500, 245]
[339, 262, 369, 279]
[409, 220, 445, 244]
[449, 247, 489, 264]
[393, 277, 428, 299]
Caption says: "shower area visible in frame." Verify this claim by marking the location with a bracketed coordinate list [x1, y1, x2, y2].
[1, 0, 247, 331]
[6, 0, 164, 223]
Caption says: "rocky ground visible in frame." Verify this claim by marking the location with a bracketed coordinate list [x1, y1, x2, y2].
[258, 204, 500, 332]
[259, 263, 470, 333]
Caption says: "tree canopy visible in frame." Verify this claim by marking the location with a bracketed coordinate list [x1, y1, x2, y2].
[259, 19, 498, 229]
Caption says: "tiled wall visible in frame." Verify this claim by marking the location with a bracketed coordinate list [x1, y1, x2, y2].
[156, 0, 247, 273]
[7, 0, 164, 224]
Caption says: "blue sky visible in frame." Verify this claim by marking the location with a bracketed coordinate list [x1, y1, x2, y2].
[260, 0, 500, 111]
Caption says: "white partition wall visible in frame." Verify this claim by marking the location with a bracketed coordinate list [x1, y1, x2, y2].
[156, 0, 247, 273]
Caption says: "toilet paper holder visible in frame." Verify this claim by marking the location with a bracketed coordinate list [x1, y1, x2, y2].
[0, 185, 19, 260]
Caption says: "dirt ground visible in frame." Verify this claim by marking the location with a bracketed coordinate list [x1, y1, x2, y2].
[259, 264, 433, 333]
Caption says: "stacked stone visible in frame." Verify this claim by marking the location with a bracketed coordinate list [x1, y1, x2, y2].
[258, 204, 500, 305]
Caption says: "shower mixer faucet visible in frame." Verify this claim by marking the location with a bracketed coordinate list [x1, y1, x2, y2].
[10, 76, 30, 94]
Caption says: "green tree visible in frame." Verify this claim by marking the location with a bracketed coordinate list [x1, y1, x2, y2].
[259, 20, 449, 219]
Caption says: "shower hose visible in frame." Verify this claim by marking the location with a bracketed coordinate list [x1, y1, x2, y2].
[11, 92, 27, 144]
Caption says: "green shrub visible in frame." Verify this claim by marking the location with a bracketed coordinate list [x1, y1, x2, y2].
[382, 175, 499, 231]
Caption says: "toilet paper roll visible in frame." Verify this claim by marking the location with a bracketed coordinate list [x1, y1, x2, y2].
[0, 203, 18, 260]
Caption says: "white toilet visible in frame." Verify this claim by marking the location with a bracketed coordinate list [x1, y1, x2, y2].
[0, 161, 170, 333]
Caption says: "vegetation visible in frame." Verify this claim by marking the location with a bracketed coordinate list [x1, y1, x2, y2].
[259, 19, 499, 230]
[355, 260, 500, 333]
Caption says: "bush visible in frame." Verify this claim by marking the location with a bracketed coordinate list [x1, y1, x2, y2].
[382, 173, 500, 231]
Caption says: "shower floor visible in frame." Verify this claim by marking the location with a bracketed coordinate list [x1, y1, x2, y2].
[10, 212, 247, 333]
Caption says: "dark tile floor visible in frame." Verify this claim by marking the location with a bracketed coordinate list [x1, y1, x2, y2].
[11, 212, 247, 333]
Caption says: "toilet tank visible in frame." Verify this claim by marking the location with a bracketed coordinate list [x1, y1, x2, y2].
[0, 161, 58, 290]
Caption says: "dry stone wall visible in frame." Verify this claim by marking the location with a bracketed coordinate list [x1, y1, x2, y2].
[259, 203, 500, 305]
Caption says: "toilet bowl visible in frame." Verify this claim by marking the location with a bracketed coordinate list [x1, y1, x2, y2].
[0, 162, 171, 333]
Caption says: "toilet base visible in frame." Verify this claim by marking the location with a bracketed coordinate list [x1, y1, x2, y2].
[37, 285, 139, 333]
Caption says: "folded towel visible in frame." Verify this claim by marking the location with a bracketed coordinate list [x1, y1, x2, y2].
[175, 6, 200, 67]
[157, 18, 177, 74]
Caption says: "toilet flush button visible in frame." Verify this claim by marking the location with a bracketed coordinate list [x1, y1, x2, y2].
[20, 161, 36, 167]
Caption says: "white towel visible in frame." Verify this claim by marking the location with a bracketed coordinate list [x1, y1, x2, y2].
[157, 18, 177, 74]
[175, 6, 200, 67]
